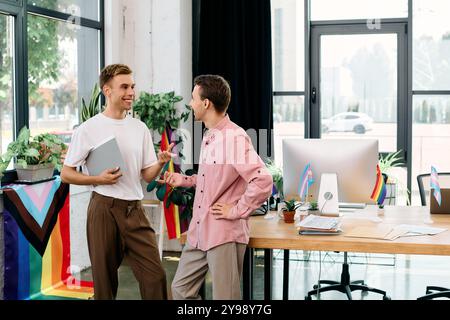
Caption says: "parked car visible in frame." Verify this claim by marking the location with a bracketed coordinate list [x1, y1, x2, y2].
[322, 112, 373, 134]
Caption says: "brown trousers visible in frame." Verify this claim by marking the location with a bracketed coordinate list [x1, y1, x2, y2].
[87, 192, 167, 300]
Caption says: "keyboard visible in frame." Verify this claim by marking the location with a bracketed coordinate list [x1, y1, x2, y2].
[338, 202, 366, 209]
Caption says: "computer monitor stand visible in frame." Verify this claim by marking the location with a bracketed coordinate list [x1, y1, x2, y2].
[318, 173, 339, 216]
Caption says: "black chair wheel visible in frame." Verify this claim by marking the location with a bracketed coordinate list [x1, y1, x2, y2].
[305, 295, 312, 300]
[383, 295, 391, 300]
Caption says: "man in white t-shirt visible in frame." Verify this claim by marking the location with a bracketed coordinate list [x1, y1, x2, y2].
[61, 64, 174, 300]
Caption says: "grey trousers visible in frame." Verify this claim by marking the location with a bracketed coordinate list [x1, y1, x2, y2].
[171, 242, 247, 300]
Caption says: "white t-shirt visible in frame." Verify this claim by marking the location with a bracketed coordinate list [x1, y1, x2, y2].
[64, 113, 157, 200]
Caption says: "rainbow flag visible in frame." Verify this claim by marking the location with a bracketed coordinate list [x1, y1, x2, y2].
[298, 163, 314, 201]
[371, 165, 387, 205]
[431, 166, 441, 206]
[2, 177, 93, 300]
[160, 126, 185, 239]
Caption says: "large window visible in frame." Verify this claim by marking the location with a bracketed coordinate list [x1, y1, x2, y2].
[319, 34, 398, 153]
[0, 14, 14, 155]
[28, 14, 100, 137]
[311, 0, 408, 21]
[27, 0, 100, 21]
[272, 1, 450, 205]
[0, 0, 103, 157]
[413, 0, 450, 91]
[271, 0, 305, 166]
[412, 0, 450, 205]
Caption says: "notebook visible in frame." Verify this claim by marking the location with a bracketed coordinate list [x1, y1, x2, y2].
[430, 188, 450, 214]
[85, 136, 126, 176]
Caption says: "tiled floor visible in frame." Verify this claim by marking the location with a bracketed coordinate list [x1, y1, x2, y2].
[81, 250, 450, 300]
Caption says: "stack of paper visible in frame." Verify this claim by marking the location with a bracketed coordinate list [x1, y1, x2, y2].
[345, 224, 447, 241]
[296, 215, 342, 235]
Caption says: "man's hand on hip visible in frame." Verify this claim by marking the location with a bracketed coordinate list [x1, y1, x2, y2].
[211, 203, 234, 220]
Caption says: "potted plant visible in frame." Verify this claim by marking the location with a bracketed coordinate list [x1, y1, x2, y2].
[265, 158, 283, 210]
[80, 83, 102, 123]
[378, 150, 408, 205]
[134, 91, 193, 224]
[2, 127, 67, 182]
[281, 199, 301, 223]
[148, 167, 196, 220]
[147, 165, 196, 238]
[307, 200, 319, 214]
[133, 91, 190, 135]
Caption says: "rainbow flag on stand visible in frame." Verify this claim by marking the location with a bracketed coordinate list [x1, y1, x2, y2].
[371, 165, 387, 205]
[160, 126, 188, 239]
[431, 166, 441, 206]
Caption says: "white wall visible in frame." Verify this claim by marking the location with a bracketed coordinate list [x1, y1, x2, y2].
[71, 0, 193, 269]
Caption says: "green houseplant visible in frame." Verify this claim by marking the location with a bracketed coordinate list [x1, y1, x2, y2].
[134, 90, 193, 225]
[133, 91, 190, 155]
[147, 167, 197, 222]
[265, 158, 283, 210]
[265, 158, 283, 197]
[378, 150, 409, 205]
[80, 83, 102, 123]
[308, 200, 319, 215]
[281, 199, 301, 223]
[133, 91, 190, 135]
[1, 126, 67, 182]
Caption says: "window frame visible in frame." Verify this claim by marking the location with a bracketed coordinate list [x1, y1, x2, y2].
[0, 0, 104, 138]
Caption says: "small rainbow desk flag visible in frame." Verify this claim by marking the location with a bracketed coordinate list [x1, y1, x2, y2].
[298, 163, 314, 201]
[371, 165, 387, 205]
[431, 166, 441, 206]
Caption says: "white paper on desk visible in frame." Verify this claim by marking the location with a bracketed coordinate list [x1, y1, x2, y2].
[345, 225, 394, 240]
[383, 226, 410, 241]
[396, 224, 446, 235]
[383, 225, 447, 241]
[296, 215, 340, 230]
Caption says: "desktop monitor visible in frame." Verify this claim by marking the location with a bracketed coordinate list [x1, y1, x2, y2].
[283, 139, 378, 204]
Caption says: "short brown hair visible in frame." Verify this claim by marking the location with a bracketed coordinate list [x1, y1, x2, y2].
[194, 75, 231, 113]
[99, 64, 133, 89]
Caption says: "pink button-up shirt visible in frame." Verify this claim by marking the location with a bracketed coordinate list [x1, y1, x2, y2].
[180, 115, 273, 251]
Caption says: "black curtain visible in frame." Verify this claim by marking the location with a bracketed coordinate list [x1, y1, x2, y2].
[193, 0, 273, 156]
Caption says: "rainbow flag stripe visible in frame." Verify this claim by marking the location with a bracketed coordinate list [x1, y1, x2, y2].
[161, 126, 185, 239]
[2, 178, 93, 300]
[371, 165, 387, 205]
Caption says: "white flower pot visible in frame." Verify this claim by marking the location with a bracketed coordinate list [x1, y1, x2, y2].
[14, 163, 55, 182]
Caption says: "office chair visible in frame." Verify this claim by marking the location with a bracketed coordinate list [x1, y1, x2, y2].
[305, 251, 390, 300]
[417, 172, 450, 300]
[305, 174, 391, 300]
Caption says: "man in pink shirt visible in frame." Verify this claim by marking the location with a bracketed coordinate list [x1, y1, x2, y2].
[161, 75, 273, 299]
